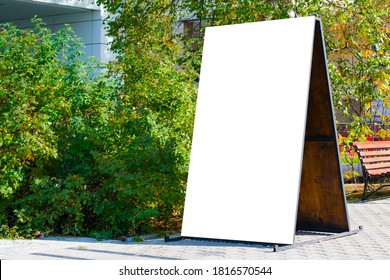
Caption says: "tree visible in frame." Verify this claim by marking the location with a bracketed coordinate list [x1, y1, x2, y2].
[322, 0, 390, 142]
[1, 13, 195, 238]
[93, 0, 199, 235]
[0, 19, 116, 237]
[0, 19, 87, 199]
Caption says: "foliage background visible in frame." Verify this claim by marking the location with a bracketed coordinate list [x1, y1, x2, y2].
[1, 0, 389, 238]
[0, 17, 196, 239]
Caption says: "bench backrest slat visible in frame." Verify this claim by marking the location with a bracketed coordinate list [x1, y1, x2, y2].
[362, 156, 390, 164]
[353, 141, 390, 149]
[353, 141, 390, 177]
[359, 150, 390, 157]
[364, 162, 390, 170]
[365, 167, 390, 176]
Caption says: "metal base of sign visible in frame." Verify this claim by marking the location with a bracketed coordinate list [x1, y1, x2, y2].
[273, 226, 363, 252]
[164, 235, 273, 247]
[164, 226, 363, 252]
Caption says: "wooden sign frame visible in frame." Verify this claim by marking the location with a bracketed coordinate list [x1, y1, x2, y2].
[181, 17, 350, 245]
[296, 19, 350, 233]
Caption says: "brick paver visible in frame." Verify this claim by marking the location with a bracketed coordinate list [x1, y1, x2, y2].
[1, 197, 389, 260]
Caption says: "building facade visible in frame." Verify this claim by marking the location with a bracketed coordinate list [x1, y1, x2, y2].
[0, 0, 113, 62]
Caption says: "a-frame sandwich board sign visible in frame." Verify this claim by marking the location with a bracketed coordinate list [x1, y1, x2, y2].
[181, 16, 350, 245]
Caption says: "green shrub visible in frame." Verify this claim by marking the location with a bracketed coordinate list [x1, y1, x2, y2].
[0, 18, 195, 239]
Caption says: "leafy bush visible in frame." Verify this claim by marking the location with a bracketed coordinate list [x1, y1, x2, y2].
[0, 19, 195, 239]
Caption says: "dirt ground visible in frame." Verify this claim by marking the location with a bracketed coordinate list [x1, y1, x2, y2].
[344, 183, 390, 201]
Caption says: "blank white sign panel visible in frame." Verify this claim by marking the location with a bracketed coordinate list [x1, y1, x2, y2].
[181, 17, 317, 245]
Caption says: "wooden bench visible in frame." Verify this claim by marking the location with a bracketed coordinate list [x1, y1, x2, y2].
[353, 141, 390, 200]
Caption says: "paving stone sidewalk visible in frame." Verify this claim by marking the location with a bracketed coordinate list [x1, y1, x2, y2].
[1, 197, 389, 260]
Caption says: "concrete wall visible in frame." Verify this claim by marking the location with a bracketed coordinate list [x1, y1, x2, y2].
[0, 0, 113, 63]
[25, 0, 99, 10]
[12, 10, 114, 63]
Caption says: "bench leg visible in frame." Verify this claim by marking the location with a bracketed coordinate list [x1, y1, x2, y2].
[362, 174, 370, 201]
[362, 175, 369, 201]
[362, 176, 390, 201]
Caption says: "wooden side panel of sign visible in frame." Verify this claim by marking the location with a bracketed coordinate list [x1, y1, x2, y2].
[296, 20, 350, 232]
